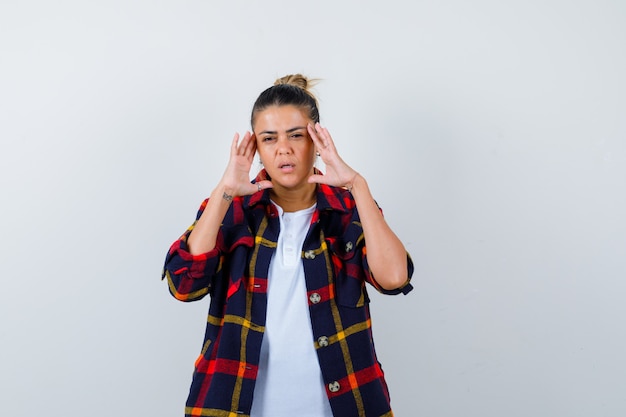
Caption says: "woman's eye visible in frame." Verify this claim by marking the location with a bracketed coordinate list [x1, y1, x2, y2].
[290, 133, 303, 139]
[263, 137, 275, 142]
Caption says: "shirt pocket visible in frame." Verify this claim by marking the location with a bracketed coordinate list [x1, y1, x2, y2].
[221, 224, 255, 300]
[326, 227, 370, 308]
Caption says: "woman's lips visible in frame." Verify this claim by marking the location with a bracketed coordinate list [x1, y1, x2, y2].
[279, 163, 295, 173]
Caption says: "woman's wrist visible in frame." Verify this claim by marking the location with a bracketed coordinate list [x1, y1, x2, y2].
[346, 173, 362, 194]
[212, 182, 236, 204]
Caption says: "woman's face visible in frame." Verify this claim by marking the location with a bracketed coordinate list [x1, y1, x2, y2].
[254, 105, 316, 190]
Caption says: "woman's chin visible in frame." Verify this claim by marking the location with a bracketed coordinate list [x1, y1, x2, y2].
[271, 177, 312, 191]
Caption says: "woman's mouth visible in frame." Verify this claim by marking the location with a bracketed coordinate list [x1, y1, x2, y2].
[278, 162, 295, 173]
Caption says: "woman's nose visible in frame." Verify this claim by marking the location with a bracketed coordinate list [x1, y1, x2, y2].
[276, 137, 291, 154]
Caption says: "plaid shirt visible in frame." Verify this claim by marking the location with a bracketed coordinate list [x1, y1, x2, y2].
[162, 170, 414, 417]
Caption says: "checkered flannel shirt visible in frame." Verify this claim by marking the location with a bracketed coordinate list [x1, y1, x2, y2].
[162, 169, 414, 417]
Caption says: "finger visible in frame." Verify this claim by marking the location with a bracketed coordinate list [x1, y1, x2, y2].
[257, 180, 273, 190]
[312, 123, 332, 150]
[244, 132, 257, 159]
[307, 123, 325, 152]
[230, 133, 241, 156]
[242, 180, 273, 196]
[316, 123, 335, 150]
[237, 131, 252, 155]
[307, 173, 326, 184]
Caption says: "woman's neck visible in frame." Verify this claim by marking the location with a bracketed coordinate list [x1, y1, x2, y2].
[270, 183, 317, 212]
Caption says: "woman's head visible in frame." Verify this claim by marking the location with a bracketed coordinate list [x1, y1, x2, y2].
[251, 74, 320, 129]
[251, 74, 320, 197]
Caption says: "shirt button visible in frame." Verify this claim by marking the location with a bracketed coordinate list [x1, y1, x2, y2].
[328, 381, 341, 393]
[318, 336, 329, 347]
[304, 250, 316, 259]
[309, 293, 321, 304]
[345, 241, 354, 252]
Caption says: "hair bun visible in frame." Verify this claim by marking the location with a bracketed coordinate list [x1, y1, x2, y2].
[252, 73, 321, 126]
[274, 74, 318, 91]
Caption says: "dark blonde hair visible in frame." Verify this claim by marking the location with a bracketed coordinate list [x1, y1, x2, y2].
[251, 74, 320, 128]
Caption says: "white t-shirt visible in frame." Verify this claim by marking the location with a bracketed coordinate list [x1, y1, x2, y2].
[250, 202, 333, 417]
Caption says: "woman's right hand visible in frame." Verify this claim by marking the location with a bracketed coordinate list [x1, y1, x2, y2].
[219, 132, 273, 197]
[187, 132, 272, 254]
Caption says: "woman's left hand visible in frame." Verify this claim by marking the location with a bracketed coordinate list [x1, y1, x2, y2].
[307, 123, 359, 189]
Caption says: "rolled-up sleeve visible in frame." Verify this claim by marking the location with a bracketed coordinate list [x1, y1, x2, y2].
[162, 233, 223, 302]
[161, 199, 223, 302]
[329, 215, 414, 297]
[351, 206, 415, 296]
[364, 250, 414, 295]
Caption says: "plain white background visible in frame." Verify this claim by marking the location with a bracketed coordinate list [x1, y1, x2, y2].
[1, 1, 625, 416]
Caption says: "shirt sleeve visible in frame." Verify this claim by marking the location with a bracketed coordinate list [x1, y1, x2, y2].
[161, 199, 223, 302]
[363, 248, 414, 295]
[354, 204, 414, 296]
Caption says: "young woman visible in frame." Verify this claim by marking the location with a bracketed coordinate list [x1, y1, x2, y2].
[162, 74, 414, 417]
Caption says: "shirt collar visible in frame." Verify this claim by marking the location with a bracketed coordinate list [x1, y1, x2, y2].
[245, 168, 350, 214]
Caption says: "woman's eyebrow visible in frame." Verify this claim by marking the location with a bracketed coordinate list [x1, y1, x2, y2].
[259, 126, 306, 135]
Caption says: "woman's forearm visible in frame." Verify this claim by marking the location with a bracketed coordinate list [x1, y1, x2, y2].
[187, 183, 234, 255]
[349, 175, 409, 290]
